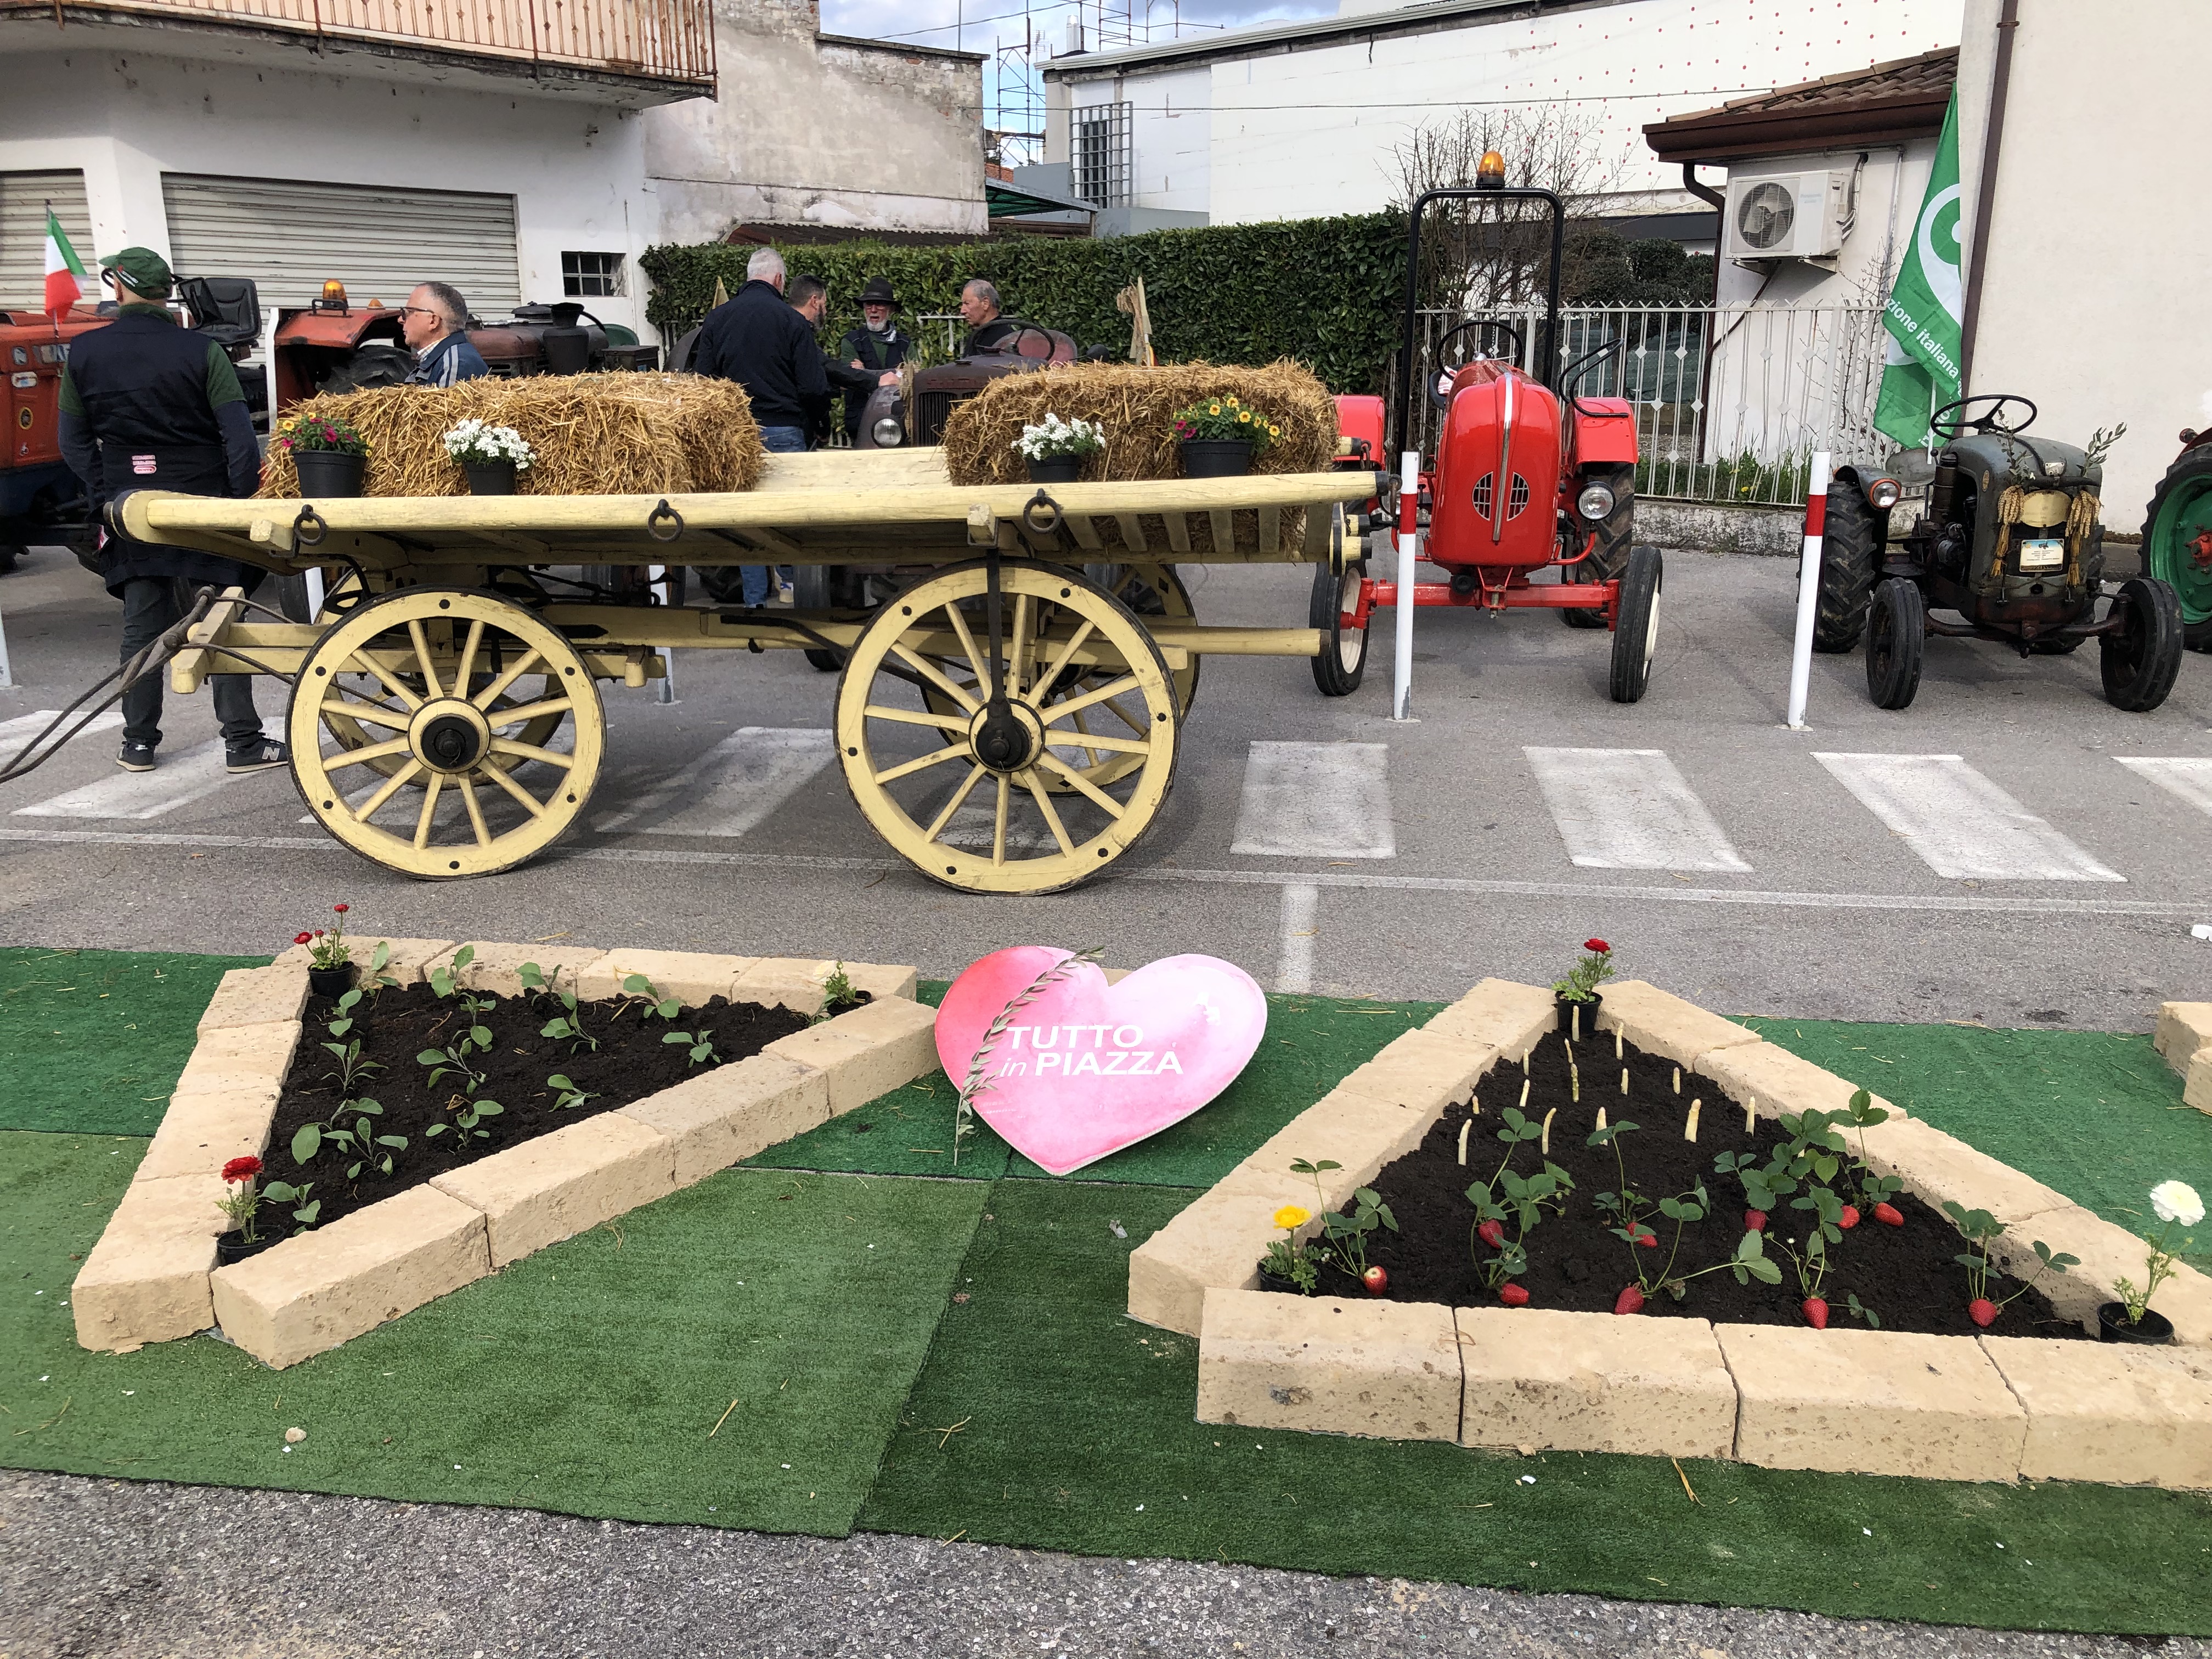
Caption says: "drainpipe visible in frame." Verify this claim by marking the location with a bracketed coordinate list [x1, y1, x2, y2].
[1959, 0, 2020, 389]
[1680, 162, 1724, 212]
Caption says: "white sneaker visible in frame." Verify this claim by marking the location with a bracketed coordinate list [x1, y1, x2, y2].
[775, 582, 796, 606]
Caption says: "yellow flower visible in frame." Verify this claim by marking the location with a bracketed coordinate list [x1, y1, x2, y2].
[1207, 403, 1222, 416]
[1268, 424, 1281, 437]
[1273, 1204, 1313, 1230]
[1238, 410, 1251, 424]
[1225, 394, 1240, 407]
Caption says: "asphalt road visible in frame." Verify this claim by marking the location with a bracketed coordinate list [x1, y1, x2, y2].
[3, 543, 2210, 1656]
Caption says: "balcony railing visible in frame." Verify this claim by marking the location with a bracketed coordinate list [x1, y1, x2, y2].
[6, 1, 716, 87]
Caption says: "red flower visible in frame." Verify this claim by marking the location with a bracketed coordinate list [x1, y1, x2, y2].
[1584, 938, 1610, 953]
[332, 903, 348, 914]
[313, 929, 325, 938]
[221, 1155, 263, 1184]
[294, 932, 313, 945]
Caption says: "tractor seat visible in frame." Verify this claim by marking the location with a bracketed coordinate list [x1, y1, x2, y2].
[178, 275, 262, 350]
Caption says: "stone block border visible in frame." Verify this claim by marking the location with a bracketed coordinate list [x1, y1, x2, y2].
[1136, 978, 2212, 1489]
[75, 943, 934, 1369]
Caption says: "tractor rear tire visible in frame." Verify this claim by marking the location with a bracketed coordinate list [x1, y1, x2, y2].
[1562, 462, 1634, 629]
[2100, 576, 2183, 712]
[1607, 544, 1662, 703]
[2143, 445, 2212, 651]
[1864, 577, 1926, 709]
[1813, 480, 1886, 652]
[1309, 556, 1370, 696]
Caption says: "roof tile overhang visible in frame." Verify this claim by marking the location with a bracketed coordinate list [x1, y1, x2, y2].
[1645, 46, 1956, 164]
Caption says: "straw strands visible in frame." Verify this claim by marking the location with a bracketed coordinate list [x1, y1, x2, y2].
[258, 373, 766, 499]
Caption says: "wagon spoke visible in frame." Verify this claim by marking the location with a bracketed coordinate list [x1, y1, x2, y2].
[922, 762, 988, 844]
[1035, 750, 1129, 819]
[453, 618, 485, 692]
[1022, 768, 1077, 857]
[1009, 593, 1034, 699]
[1041, 674, 1141, 724]
[353, 760, 424, 821]
[1031, 618, 1097, 701]
[406, 619, 444, 697]
[485, 696, 571, 729]
[1035, 723, 1150, 755]
[483, 758, 549, 818]
[488, 738, 576, 770]
[413, 773, 444, 850]
[346, 651, 424, 711]
[458, 776, 493, 848]
[864, 703, 969, 734]
[890, 641, 980, 713]
[324, 695, 409, 731]
[991, 774, 1009, 867]
[873, 741, 970, 786]
[323, 735, 413, 771]
[471, 647, 545, 710]
[1103, 692, 1150, 737]
[940, 602, 988, 690]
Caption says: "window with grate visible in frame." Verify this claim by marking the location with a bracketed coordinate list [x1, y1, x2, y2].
[1071, 101, 1132, 208]
[561, 251, 625, 298]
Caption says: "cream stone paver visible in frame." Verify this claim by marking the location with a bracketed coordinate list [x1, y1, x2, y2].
[617, 1054, 829, 1187]
[1980, 1335, 2212, 1488]
[1594, 980, 1763, 1068]
[72, 1173, 227, 1352]
[2186, 1054, 2212, 1119]
[440, 941, 610, 998]
[1721, 1324, 2025, 1481]
[1982, 1204, 2212, 1343]
[1338, 1028, 1497, 1115]
[137, 1086, 285, 1182]
[1240, 1088, 1440, 1193]
[1425, 978, 1558, 1061]
[1197, 1288, 1460, 1442]
[760, 996, 938, 1115]
[210, 1186, 492, 1369]
[197, 963, 310, 1032]
[271, 936, 456, 986]
[2153, 1002, 2212, 1074]
[1692, 1040, 1902, 1124]
[1456, 1307, 1736, 1459]
[171, 1019, 298, 1099]
[1850, 1115, 2073, 1229]
[572, 949, 759, 1007]
[735, 957, 919, 1013]
[430, 1113, 674, 1268]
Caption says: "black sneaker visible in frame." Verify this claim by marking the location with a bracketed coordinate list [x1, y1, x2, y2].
[117, 740, 157, 772]
[225, 738, 291, 775]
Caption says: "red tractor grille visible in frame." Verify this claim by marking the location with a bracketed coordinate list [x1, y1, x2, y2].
[1472, 473, 1493, 517]
[1508, 474, 1531, 518]
[1471, 472, 1532, 521]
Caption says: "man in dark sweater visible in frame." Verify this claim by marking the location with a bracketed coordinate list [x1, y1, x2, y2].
[57, 247, 286, 774]
[690, 247, 828, 603]
[833, 275, 910, 444]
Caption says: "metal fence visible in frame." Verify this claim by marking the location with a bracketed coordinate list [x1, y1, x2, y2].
[1408, 303, 1888, 507]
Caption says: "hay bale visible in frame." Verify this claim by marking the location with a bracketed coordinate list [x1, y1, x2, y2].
[258, 373, 766, 499]
[938, 360, 1339, 556]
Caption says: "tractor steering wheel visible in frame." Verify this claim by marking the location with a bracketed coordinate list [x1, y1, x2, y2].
[1931, 394, 2038, 439]
[1426, 319, 1525, 410]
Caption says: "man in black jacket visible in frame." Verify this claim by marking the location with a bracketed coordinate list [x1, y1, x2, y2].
[57, 247, 286, 774]
[834, 276, 910, 443]
[690, 247, 828, 603]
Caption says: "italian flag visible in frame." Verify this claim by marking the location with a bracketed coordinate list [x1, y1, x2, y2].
[43, 207, 85, 320]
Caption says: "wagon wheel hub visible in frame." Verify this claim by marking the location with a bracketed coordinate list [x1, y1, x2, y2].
[410, 701, 491, 775]
[970, 699, 1043, 774]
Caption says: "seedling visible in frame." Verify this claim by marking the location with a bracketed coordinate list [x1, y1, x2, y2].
[663, 1027, 718, 1067]
[426, 1093, 503, 1146]
[619, 973, 681, 1022]
[363, 939, 399, 1001]
[426, 943, 476, 998]
[323, 1098, 407, 1180]
[524, 961, 598, 1053]
[417, 1035, 487, 1096]
[260, 1180, 320, 1233]
[548, 1073, 597, 1110]
[817, 961, 863, 1022]
[1845, 1291, 1881, 1329]
[326, 987, 364, 1039]
[320, 1028, 382, 1094]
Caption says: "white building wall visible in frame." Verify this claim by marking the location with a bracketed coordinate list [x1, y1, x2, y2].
[1712, 141, 1938, 309]
[1057, 0, 1961, 225]
[0, 46, 660, 341]
[1072, 64, 1210, 213]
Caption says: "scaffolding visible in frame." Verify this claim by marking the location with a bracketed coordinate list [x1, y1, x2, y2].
[978, 0, 1217, 173]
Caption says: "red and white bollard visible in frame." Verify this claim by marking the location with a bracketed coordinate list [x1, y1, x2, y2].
[1785, 451, 1832, 730]
[1391, 449, 1419, 722]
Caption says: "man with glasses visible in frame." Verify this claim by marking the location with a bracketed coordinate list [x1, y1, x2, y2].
[400, 283, 488, 387]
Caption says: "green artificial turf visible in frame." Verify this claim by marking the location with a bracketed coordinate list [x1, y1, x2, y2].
[0, 947, 266, 1135]
[858, 1178, 2212, 1635]
[1, 1131, 983, 1534]
[1749, 1019, 2212, 1267]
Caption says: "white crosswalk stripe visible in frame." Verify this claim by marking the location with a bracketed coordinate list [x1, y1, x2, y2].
[2115, 756, 2212, 819]
[1524, 746, 1752, 872]
[1231, 740, 1395, 858]
[1814, 752, 2123, 882]
[0, 709, 125, 769]
[13, 737, 249, 821]
[593, 726, 831, 836]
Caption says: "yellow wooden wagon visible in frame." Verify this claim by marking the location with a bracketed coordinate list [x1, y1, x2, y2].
[117, 448, 1383, 895]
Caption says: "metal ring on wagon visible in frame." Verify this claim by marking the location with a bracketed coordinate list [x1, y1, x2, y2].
[292, 505, 329, 548]
[1020, 489, 1062, 537]
[647, 499, 685, 543]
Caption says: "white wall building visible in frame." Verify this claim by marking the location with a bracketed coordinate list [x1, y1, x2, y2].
[1041, 0, 1963, 230]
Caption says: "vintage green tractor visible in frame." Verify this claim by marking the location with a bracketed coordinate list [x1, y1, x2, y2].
[1813, 394, 2182, 713]
[2142, 424, 2212, 652]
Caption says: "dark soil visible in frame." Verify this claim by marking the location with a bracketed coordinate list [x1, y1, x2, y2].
[259, 981, 812, 1232]
[1287, 1029, 2089, 1339]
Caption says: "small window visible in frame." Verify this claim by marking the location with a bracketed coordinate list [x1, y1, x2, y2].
[561, 252, 625, 298]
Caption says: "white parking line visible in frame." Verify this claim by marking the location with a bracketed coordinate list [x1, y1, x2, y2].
[1231, 740, 1395, 858]
[0, 709, 125, 768]
[2116, 756, 2212, 819]
[1814, 752, 2123, 882]
[594, 726, 831, 836]
[1524, 747, 1752, 872]
[1277, 882, 1318, 992]
[12, 737, 247, 821]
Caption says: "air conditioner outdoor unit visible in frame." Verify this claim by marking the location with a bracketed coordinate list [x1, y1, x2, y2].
[1722, 169, 1850, 261]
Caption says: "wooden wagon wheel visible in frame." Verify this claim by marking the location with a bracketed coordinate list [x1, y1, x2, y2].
[287, 588, 604, 879]
[836, 561, 1180, 894]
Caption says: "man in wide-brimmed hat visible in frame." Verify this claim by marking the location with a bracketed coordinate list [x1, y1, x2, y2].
[832, 275, 910, 443]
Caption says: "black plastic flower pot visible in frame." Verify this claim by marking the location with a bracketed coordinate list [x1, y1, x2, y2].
[1180, 439, 1252, 478]
[216, 1232, 281, 1268]
[1555, 991, 1603, 1040]
[2097, 1301, 2176, 1344]
[293, 449, 365, 498]
[1255, 1261, 1305, 1295]
[307, 962, 356, 1000]
[465, 461, 518, 496]
[1025, 455, 1084, 484]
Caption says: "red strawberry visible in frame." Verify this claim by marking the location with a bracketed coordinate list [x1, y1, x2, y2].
[1361, 1265, 1389, 1296]
[1743, 1209, 1767, 1232]
[1629, 1224, 1658, 1248]
[1872, 1202, 1904, 1228]
[1477, 1219, 1506, 1249]
[1967, 1297, 1998, 1328]
[1613, 1284, 1646, 1316]
[1499, 1282, 1530, 1307]
[1838, 1205, 1860, 1230]
[1802, 1297, 1829, 1329]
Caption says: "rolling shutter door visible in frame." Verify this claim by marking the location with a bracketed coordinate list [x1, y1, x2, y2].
[160, 175, 520, 315]
[0, 171, 93, 313]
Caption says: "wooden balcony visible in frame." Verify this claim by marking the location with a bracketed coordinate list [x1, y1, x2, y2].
[2, 1, 716, 93]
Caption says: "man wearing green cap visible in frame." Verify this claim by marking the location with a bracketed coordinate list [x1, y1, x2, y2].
[57, 247, 287, 774]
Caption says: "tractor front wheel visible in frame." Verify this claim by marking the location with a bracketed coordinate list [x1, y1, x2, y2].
[1813, 479, 1886, 652]
[1864, 577, 1926, 709]
[2143, 445, 2212, 650]
[1607, 544, 1662, 703]
[2100, 577, 2183, 712]
[1562, 462, 1634, 629]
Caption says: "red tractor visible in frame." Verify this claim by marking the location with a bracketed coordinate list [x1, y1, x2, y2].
[1312, 173, 1659, 701]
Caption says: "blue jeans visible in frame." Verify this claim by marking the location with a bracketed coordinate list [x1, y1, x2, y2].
[746, 425, 809, 605]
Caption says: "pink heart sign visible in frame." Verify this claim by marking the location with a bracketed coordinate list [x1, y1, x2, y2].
[935, 947, 1269, 1176]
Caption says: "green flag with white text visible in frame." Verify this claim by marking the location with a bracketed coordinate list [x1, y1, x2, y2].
[1873, 89, 1965, 451]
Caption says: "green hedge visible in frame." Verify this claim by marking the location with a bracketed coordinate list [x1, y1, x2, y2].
[638, 213, 1410, 397]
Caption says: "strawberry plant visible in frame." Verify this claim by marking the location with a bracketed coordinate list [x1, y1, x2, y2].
[1944, 1200, 2076, 1327]
[1836, 1087, 1905, 1215]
